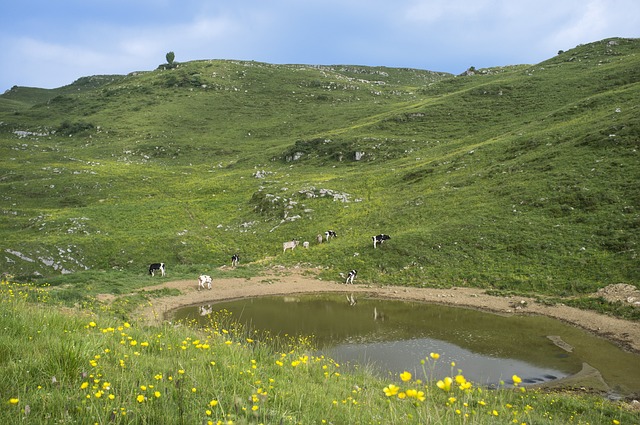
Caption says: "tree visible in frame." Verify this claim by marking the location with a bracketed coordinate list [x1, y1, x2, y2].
[166, 51, 175, 66]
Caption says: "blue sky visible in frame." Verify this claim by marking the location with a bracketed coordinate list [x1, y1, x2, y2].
[2, 0, 638, 92]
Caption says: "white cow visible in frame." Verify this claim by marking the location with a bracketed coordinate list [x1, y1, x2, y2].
[198, 274, 212, 290]
[303, 241, 310, 249]
[283, 240, 299, 252]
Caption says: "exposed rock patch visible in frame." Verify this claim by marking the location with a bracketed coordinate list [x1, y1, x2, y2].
[596, 284, 640, 307]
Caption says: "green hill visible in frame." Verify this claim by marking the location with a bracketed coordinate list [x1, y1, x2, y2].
[1, 37, 638, 304]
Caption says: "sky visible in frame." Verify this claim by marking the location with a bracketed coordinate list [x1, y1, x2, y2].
[1, 0, 639, 92]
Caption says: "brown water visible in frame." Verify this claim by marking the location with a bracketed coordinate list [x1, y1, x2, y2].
[170, 293, 640, 397]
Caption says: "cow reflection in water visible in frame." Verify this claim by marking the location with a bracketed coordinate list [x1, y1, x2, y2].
[199, 305, 213, 316]
[373, 307, 386, 321]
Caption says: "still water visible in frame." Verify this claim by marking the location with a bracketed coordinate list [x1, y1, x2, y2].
[170, 293, 640, 396]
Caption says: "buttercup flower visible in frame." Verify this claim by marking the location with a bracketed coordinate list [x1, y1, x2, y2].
[383, 384, 400, 397]
[436, 377, 453, 392]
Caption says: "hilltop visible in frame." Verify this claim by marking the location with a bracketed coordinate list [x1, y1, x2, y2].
[0, 38, 638, 316]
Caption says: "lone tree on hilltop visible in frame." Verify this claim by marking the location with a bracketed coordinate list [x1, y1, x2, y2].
[166, 51, 175, 66]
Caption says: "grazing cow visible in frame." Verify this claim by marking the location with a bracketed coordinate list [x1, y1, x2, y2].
[325, 230, 337, 241]
[283, 240, 299, 252]
[303, 241, 310, 249]
[149, 263, 165, 277]
[198, 274, 212, 290]
[372, 234, 391, 249]
[345, 269, 357, 284]
[231, 254, 239, 267]
[316, 234, 323, 244]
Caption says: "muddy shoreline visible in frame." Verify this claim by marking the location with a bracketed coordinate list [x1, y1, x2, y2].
[133, 269, 640, 355]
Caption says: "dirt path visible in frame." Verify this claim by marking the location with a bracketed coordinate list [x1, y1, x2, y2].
[132, 268, 640, 354]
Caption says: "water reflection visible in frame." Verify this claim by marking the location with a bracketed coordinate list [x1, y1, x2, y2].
[170, 293, 640, 395]
[328, 338, 563, 388]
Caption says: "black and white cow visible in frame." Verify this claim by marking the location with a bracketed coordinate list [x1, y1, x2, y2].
[325, 230, 337, 241]
[198, 274, 212, 290]
[345, 269, 357, 284]
[372, 234, 391, 249]
[149, 262, 165, 277]
[199, 304, 213, 316]
[231, 254, 240, 267]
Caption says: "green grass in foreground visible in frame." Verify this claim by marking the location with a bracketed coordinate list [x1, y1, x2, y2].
[1, 278, 637, 424]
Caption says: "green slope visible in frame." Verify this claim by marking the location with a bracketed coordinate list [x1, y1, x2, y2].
[0, 37, 638, 304]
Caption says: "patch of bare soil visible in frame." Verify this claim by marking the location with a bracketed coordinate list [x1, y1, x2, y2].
[130, 268, 640, 355]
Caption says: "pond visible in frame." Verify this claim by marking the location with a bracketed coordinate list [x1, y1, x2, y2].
[169, 293, 640, 397]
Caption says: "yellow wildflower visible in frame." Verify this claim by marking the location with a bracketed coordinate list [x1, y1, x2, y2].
[383, 384, 400, 397]
[436, 377, 453, 392]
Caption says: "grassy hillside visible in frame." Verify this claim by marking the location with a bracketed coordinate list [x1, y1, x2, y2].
[0, 37, 638, 308]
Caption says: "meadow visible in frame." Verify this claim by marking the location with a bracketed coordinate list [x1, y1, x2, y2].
[1, 277, 637, 424]
[0, 37, 639, 422]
